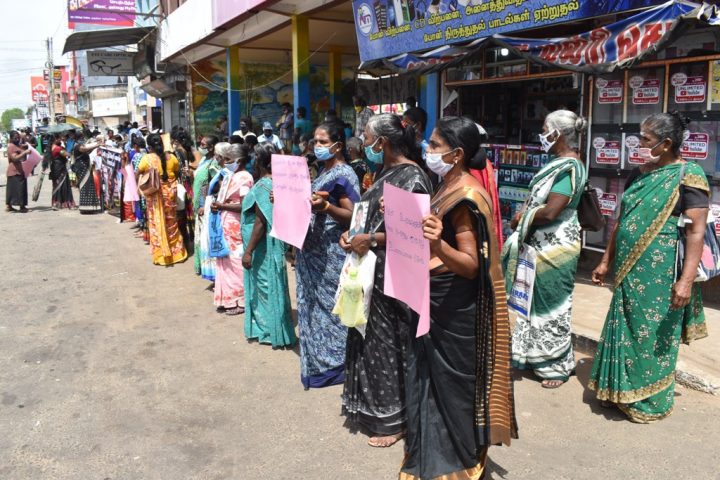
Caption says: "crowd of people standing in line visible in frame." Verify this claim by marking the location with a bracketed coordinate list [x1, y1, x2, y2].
[4, 102, 712, 478]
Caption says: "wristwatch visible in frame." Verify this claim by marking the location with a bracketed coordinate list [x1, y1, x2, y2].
[369, 232, 378, 248]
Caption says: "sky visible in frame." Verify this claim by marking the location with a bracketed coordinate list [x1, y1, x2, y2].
[0, 1, 71, 113]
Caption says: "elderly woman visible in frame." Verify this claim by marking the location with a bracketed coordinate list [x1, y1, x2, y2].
[589, 112, 709, 423]
[137, 133, 188, 266]
[49, 134, 75, 209]
[340, 113, 433, 447]
[296, 121, 360, 389]
[241, 144, 297, 347]
[192, 135, 221, 280]
[73, 131, 103, 214]
[210, 143, 254, 315]
[402, 116, 517, 479]
[502, 109, 587, 388]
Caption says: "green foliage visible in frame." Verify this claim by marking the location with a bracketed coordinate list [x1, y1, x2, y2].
[1, 108, 25, 131]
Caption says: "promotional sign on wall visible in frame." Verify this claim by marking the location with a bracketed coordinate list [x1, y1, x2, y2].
[599, 193, 618, 216]
[631, 77, 660, 105]
[91, 97, 129, 117]
[674, 75, 707, 103]
[86, 51, 135, 77]
[352, 0, 662, 62]
[68, 0, 135, 27]
[30, 76, 49, 105]
[681, 132, 709, 160]
[596, 79, 623, 104]
[594, 139, 621, 165]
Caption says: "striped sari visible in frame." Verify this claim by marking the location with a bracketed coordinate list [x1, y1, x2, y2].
[502, 156, 586, 381]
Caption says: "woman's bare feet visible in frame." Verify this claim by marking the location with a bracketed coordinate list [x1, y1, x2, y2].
[368, 432, 404, 448]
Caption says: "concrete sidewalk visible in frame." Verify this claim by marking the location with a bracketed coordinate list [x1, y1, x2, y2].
[571, 275, 720, 395]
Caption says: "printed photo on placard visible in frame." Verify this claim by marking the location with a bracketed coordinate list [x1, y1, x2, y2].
[348, 201, 369, 240]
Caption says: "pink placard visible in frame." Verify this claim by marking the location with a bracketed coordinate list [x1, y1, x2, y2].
[122, 164, 140, 202]
[269, 155, 312, 249]
[383, 183, 431, 337]
[22, 146, 42, 176]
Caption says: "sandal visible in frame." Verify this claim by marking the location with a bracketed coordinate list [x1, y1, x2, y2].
[541, 379, 567, 389]
[225, 307, 245, 316]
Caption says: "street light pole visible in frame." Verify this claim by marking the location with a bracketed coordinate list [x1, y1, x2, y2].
[46, 37, 55, 124]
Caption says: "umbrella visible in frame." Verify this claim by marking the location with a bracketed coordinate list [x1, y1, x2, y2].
[47, 123, 79, 133]
[64, 116, 84, 129]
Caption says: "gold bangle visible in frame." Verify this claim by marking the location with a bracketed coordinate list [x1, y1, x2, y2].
[322, 201, 331, 211]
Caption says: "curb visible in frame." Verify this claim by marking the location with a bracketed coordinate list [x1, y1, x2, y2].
[571, 332, 719, 396]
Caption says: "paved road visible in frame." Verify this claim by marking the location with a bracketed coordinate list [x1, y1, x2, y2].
[1, 168, 719, 479]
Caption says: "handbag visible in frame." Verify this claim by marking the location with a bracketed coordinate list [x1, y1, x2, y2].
[138, 157, 160, 196]
[577, 180, 606, 231]
[507, 243, 537, 321]
[675, 163, 720, 282]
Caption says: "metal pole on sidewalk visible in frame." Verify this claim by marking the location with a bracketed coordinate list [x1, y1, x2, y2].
[47, 37, 55, 124]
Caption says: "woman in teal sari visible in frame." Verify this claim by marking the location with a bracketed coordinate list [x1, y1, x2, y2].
[503, 110, 587, 388]
[590, 112, 710, 423]
[241, 144, 297, 348]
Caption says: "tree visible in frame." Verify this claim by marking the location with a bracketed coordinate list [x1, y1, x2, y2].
[2, 108, 26, 131]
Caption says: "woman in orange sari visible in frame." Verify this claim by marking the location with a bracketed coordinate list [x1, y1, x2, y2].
[137, 133, 188, 266]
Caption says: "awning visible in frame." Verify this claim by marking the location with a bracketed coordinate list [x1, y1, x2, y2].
[62, 27, 155, 54]
[360, 1, 717, 77]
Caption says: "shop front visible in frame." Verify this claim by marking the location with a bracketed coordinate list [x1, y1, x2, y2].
[354, 1, 720, 253]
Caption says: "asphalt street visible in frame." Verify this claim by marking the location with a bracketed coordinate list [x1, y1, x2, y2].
[1, 165, 718, 480]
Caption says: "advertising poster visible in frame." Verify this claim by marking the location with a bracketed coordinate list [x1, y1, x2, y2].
[680, 132, 709, 160]
[595, 139, 621, 165]
[631, 77, 660, 105]
[599, 193, 618, 216]
[68, 0, 135, 27]
[674, 74, 706, 103]
[596, 79, 623, 104]
[352, 0, 661, 62]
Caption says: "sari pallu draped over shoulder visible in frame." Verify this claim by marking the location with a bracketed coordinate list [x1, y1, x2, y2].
[589, 162, 709, 423]
[502, 156, 586, 381]
[402, 186, 517, 480]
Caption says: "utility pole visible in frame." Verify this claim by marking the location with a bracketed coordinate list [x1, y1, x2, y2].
[46, 37, 55, 124]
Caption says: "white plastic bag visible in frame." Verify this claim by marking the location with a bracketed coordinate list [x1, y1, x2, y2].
[507, 243, 537, 322]
[334, 251, 377, 336]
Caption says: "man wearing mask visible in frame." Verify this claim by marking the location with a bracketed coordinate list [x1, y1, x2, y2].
[5, 131, 30, 212]
[257, 122, 284, 152]
[353, 96, 374, 139]
[232, 118, 253, 140]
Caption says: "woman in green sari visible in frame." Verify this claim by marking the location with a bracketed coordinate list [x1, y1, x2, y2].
[590, 112, 710, 423]
[241, 144, 297, 348]
[503, 110, 587, 388]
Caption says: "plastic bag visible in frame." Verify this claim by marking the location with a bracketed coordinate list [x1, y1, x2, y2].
[333, 251, 377, 335]
[507, 243, 537, 321]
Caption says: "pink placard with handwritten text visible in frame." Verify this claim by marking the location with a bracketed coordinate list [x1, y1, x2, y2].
[270, 155, 312, 249]
[383, 183, 431, 337]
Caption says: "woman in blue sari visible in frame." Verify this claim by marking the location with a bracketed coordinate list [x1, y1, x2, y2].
[296, 122, 360, 389]
[241, 144, 297, 348]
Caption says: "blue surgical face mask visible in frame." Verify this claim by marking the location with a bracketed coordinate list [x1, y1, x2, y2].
[364, 137, 384, 165]
[314, 142, 337, 162]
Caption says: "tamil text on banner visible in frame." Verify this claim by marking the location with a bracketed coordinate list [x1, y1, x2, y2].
[352, 0, 661, 62]
[99, 147, 123, 210]
[270, 155, 312, 249]
[383, 183, 431, 337]
[68, 0, 134, 27]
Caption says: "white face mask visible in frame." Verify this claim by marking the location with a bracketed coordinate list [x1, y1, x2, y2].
[425, 149, 457, 177]
[539, 129, 559, 153]
[224, 161, 239, 173]
[637, 140, 664, 164]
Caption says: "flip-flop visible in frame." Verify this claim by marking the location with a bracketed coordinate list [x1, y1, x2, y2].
[541, 379, 567, 389]
[225, 307, 245, 316]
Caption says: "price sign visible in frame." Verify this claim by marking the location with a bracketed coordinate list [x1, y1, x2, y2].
[597, 79, 624, 104]
[675, 76, 706, 103]
[596, 140, 621, 165]
[680, 132, 709, 160]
